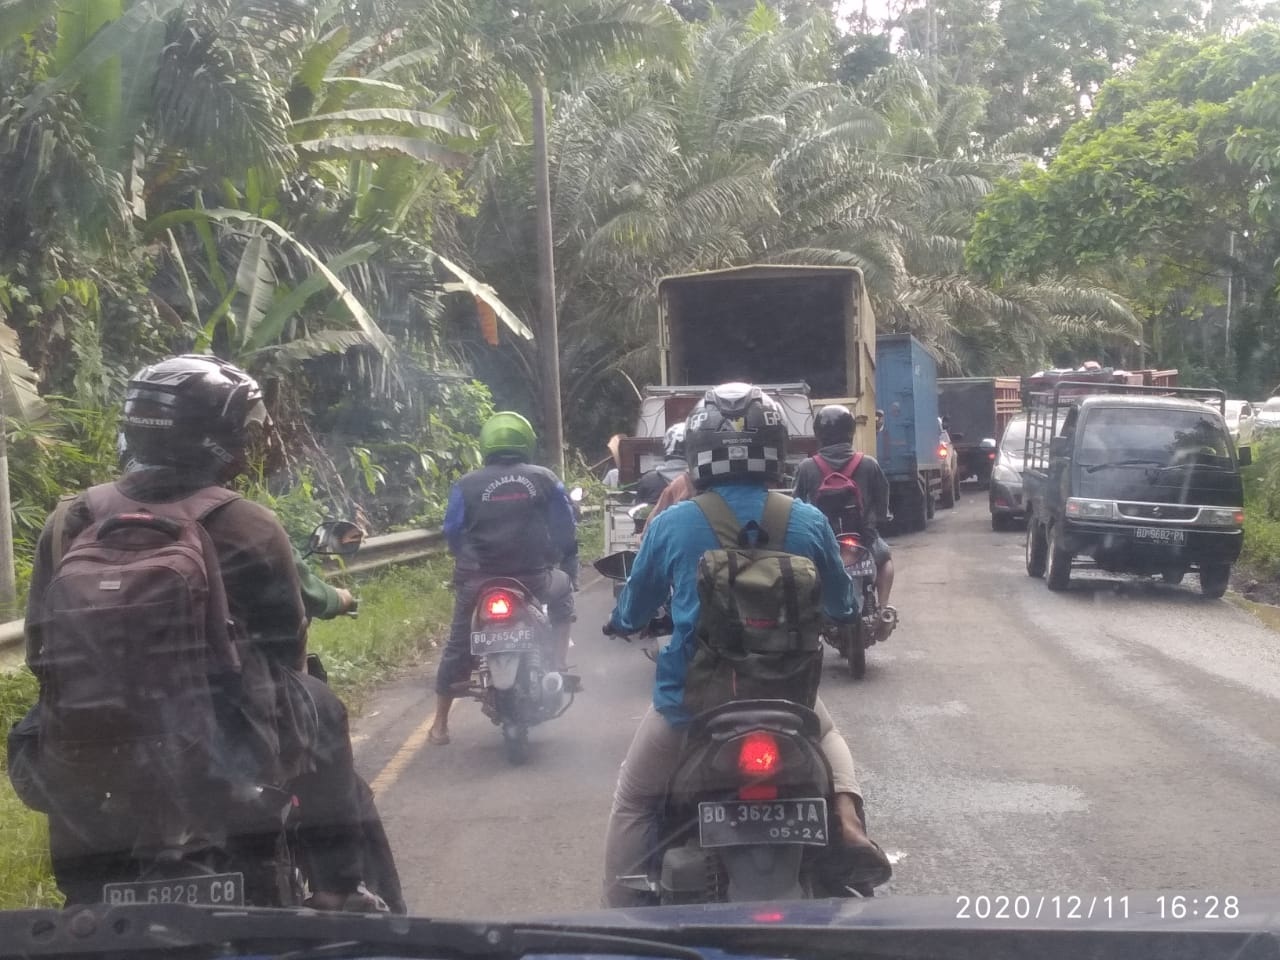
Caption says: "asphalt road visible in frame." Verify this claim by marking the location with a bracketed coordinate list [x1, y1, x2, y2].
[352, 492, 1280, 918]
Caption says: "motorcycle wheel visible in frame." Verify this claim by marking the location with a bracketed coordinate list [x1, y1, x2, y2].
[849, 621, 867, 680]
[503, 724, 530, 765]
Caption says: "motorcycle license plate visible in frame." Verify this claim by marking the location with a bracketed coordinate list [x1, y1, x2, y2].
[698, 798, 829, 848]
[471, 629, 535, 654]
[103, 871, 244, 906]
[847, 558, 876, 577]
[1134, 526, 1186, 544]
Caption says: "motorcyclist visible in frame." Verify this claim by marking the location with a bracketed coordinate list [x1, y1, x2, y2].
[601, 383, 892, 907]
[634, 423, 688, 505]
[13, 355, 380, 909]
[428, 411, 578, 746]
[793, 403, 895, 610]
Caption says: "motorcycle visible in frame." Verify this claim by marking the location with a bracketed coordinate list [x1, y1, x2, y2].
[823, 533, 898, 680]
[466, 580, 576, 764]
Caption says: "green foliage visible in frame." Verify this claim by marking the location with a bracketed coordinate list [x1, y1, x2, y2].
[0, 668, 59, 910]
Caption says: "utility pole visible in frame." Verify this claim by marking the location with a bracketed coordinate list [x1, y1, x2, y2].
[530, 77, 566, 477]
[0, 422, 14, 622]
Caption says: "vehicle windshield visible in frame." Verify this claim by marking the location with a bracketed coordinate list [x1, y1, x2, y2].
[1002, 419, 1028, 453]
[1079, 408, 1233, 467]
[7, 0, 1280, 947]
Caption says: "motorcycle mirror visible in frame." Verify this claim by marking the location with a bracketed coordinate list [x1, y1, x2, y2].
[309, 520, 364, 558]
[569, 486, 584, 503]
[980, 437, 997, 450]
[627, 504, 652, 521]
[593, 551, 636, 582]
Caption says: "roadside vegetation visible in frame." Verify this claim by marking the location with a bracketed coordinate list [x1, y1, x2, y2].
[1240, 436, 1280, 582]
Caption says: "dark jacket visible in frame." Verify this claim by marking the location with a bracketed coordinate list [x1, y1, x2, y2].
[635, 458, 689, 505]
[443, 459, 576, 575]
[792, 442, 890, 541]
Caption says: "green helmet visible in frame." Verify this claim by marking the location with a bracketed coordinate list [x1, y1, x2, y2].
[480, 411, 536, 462]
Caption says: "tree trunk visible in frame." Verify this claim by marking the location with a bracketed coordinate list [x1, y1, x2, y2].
[530, 78, 566, 477]
[0, 423, 17, 621]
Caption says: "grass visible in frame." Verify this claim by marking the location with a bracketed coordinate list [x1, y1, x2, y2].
[0, 556, 459, 910]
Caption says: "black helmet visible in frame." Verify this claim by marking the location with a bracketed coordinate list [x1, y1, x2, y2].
[815, 404, 855, 447]
[663, 422, 687, 460]
[122, 354, 269, 480]
[685, 382, 788, 487]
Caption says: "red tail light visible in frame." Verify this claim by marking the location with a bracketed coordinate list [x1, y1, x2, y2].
[482, 591, 515, 621]
[938, 445, 949, 459]
[738, 731, 780, 776]
[988, 451, 997, 460]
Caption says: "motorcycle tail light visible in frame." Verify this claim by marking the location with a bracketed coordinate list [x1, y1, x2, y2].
[837, 534, 862, 564]
[938, 445, 949, 459]
[988, 451, 997, 460]
[482, 590, 515, 621]
[738, 731, 780, 777]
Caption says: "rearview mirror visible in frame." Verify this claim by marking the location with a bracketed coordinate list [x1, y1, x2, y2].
[593, 551, 636, 582]
[309, 520, 364, 558]
[979, 438, 996, 450]
[1049, 437, 1072, 459]
[1238, 446, 1253, 467]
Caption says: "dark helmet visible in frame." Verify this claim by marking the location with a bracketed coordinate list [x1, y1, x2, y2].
[121, 354, 269, 480]
[815, 404, 855, 447]
[684, 382, 788, 488]
[663, 422, 687, 460]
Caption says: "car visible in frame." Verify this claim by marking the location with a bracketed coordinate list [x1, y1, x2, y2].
[937, 417, 960, 508]
[989, 414, 1027, 531]
[1216, 399, 1256, 446]
[1254, 396, 1280, 436]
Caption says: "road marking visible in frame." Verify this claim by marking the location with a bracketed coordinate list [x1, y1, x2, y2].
[369, 710, 437, 799]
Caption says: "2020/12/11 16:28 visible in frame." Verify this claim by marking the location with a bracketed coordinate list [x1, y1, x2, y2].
[955, 895, 1243, 921]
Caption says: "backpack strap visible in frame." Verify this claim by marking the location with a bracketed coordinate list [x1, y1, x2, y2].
[48, 495, 78, 567]
[84, 482, 241, 526]
[846, 452, 864, 478]
[692, 491, 742, 550]
[813, 454, 835, 479]
[760, 491, 794, 549]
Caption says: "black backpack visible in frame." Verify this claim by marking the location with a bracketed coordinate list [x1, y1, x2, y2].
[34, 483, 243, 804]
[682, 491, 825, 716]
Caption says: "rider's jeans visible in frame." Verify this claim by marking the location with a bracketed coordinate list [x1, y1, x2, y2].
[435, 569, 574, 695]
[602, 698, 860, 905]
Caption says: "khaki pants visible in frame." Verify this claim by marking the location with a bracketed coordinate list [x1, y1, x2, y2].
[602, 698, 859, 905]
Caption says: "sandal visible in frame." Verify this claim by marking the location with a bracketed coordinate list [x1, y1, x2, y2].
[427, 728, 450, 746]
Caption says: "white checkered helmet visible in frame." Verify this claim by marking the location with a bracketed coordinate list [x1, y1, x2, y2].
[685, 382, 788, 488]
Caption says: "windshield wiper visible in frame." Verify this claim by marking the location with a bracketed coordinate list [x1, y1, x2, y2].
[1083, 459, 1167, 473]
[0, 904, 708, 960]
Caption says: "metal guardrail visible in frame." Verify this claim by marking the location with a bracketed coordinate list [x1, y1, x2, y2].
[0, 504, 600, 657]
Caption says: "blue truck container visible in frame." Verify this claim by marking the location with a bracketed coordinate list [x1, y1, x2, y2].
[875, 334, 943, 532]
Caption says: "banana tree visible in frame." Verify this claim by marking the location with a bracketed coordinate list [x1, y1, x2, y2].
[0, 312, 48, 618]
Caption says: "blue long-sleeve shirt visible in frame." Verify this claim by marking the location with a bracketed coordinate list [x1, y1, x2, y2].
[610, 484, 855, 725]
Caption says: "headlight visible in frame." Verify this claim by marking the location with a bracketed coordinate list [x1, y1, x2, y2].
[1200, 507, 1245, 527]
[1065, 497, 1115, 519]
[992, 463, 1021, 484]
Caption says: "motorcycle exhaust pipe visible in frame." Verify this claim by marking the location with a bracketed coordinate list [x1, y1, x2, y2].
[878, 605, 899, 640]
[542, 671, 565, 697]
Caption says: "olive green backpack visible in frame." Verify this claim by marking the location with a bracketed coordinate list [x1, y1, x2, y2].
[683, 491, 825, 716]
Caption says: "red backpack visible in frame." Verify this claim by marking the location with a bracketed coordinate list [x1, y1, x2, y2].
[812, 453, 865, 534]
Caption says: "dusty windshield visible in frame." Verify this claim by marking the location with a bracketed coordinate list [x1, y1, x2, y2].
[3, 0, 1280, 947]
[1079, 408, 1234, 467]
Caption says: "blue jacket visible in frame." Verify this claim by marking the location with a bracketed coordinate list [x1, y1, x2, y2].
[610, 484, 856, 725]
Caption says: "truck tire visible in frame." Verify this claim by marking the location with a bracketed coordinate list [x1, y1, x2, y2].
[1045, 522, 1072, 591]
[1025, 519, 1047, 577]
[1199, 563, 1230, 598]
[940, 473, 956, 509]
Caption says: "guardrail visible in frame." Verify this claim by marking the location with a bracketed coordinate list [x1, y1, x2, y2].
[0, 504, 600, 657]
